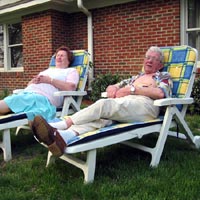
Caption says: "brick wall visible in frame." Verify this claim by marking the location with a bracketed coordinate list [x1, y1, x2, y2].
[22, 10, 70, 87]
[22, 10, 55, 78]
[67, 12, 88, 50]
[0, 10, 72, 92]
[0, 0, 181, 93]
[92, 0, 180, 77]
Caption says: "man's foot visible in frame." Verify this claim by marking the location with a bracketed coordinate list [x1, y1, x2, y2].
[31, 115, 55, 145]
[31, 115, 67, 157]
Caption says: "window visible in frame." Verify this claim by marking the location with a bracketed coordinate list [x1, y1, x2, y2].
[181, 0, 200, 65]
[0, 22, 23, 72]
[187, 0, 200, 61]
[0, 26, 4, 69]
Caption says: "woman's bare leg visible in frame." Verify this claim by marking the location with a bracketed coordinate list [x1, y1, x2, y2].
[0, 100, 11, 114]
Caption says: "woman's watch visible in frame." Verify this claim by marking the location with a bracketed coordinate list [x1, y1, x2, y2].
[130, 85, 135, 95]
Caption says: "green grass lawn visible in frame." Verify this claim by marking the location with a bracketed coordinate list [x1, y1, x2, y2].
[0, 115, 200, 200]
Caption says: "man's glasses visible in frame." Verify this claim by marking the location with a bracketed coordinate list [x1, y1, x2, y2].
[145, 56, 161, 62]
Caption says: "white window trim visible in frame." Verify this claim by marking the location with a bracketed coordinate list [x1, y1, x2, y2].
[0, 23, 23, 72]
[181, 0, 200, 68]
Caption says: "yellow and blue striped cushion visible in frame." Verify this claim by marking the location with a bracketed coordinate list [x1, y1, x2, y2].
[67, 118, 163, 146]
[161, 46, 196, 98]
[0, 113, 27, 124]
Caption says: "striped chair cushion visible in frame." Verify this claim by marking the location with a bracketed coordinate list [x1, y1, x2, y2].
[161, 46, 196, 98]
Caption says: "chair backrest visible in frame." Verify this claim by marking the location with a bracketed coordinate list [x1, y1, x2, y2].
[160, 46, 198, 114]
[49, 50, 89, 92]
[160, 46, 198, 99]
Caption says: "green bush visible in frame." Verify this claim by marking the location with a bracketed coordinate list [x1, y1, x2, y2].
[90, 73, 122, 102]
[0, 88, 10, 99]
[188, 78, 200, 115]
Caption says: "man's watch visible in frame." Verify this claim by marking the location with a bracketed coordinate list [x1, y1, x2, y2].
[130, 85, 135, 95]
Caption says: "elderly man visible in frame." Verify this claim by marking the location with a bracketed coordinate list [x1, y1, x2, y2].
[31, 46, 172, 157]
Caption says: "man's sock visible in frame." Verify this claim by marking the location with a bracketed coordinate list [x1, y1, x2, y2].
[58, 129, 77, 144]
[49, 120, 67, 130]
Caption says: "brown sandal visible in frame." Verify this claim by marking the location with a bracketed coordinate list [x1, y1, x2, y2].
[48, 131, 67, 157]
[31, 115, 55, 145]
[31, 116, 67, 156]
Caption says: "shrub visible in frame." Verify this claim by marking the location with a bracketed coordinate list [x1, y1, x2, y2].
[188, 78, 200, 115]
[89, 73, 122, 102]
[0, 89, 10, 99]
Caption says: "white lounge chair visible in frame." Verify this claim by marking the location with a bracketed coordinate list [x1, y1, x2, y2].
[45, 45, 200, 184]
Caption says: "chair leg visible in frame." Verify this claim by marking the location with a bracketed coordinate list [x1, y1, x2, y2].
[46, 151, 56, 167]
[15, 125, 30, 135]
[150, 107, 173, 167]
[83, 149, 97, 184]
[57, 149, 97, 183]
[193, 136, 200, 148]
[174, 109, 196, 143]
[46, 149, 97, 183]
[0, 129, 12, 161]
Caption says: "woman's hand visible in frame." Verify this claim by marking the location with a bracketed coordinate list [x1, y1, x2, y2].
[28, 75, 51, 85]
[35, 75, 51, 84]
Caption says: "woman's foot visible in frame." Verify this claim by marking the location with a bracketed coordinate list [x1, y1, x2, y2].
[31, 115, 67, 157]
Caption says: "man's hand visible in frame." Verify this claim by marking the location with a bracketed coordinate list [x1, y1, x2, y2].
[115, 87, 131, 98]
[106, 85, 118, 98]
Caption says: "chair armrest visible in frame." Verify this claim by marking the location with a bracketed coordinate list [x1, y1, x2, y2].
[54, 91, 87, 97]
[101, 92, 194, 107]
[13, 89, 24, 94]
[101, 92, 107, 98]
[154, 97, 194, 106]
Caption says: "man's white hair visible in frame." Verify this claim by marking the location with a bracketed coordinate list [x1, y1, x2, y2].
[146, 46, 164, 63]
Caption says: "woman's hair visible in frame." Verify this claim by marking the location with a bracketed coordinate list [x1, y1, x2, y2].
[147, 46, 164, 63]
[55, 45, 74, 65]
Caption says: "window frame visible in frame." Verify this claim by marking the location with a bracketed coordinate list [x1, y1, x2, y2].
[0, 22, 23, 72]
[181, 0, 200, 67]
